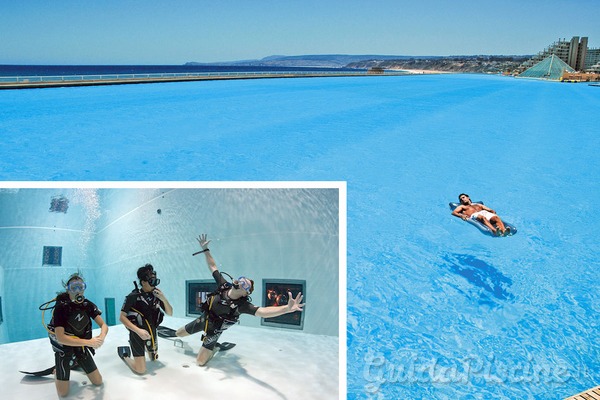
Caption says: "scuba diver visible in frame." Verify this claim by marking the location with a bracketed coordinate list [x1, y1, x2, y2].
[45, 272, 108, 397]
[118, 264, 173, 374]
[175, 234, 305, 366]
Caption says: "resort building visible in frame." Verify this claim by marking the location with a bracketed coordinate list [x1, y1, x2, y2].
[585, 48, 600, 71]
[518, 55, 575, 80]
[520, 36, 599, 73]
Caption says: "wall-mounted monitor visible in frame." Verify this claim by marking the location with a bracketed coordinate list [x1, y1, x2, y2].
[186, 279, 217, 317]
[261, 279, 305, 330]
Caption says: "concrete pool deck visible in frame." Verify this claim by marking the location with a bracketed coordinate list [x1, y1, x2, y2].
[0, 70, 414, 90]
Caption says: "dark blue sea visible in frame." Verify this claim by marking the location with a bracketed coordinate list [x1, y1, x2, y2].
[0, 64, 359, 77]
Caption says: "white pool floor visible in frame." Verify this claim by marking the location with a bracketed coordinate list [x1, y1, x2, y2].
[0, 316, 338, 400]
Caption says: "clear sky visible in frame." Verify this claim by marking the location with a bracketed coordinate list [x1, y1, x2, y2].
[1, 0, 599, 65]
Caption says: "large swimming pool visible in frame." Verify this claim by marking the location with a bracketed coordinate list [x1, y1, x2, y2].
[1, 74, 599, 398]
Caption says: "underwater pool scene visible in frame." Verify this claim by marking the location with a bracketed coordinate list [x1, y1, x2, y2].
[1, 74, 599, 398]
[0, 185, 341, 399]
[0, 186, 340, 341]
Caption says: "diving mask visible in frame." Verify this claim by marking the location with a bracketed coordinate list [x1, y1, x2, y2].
[147, 274, 160, 287]
[67, 281, 86, 293]
[236, 276, 253, 293]
[67, 280, 86, 303]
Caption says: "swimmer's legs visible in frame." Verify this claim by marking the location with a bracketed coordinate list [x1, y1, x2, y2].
[196, 347, 215, 366]
[176, 315, 205, 337]
[490, 216, 507, 234]
[477, 215, 498, 233]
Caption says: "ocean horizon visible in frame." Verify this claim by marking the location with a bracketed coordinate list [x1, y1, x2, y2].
[0, 64, 361, 77]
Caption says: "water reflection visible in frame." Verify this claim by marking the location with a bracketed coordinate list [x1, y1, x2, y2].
[441, 253, 513, 305]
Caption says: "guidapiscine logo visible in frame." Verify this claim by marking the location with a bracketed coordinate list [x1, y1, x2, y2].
[362, 350, 574, 394]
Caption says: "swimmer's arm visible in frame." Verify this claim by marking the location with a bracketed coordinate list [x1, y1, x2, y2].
[255, 306, 292, 318]
[119, 311, 150, 337]
[154, 289, 173, 316]
[204, 250, 218, 274]
[163, 303, 173, 316]
[480, 204, 496, 213]
[255, 292, 304, 318]
[55, 324, 106, 349]
[452, 205, 469, 220]
[93, 315, 108, 338]
[54, 326, 85, 346]
[93, 315, 108, 345]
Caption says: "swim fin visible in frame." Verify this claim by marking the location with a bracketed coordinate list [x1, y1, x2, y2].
[157, 326, 178, 338]
[215, 342, 236, 351]
[20, 366, 55, 377]
[117, 346, 131, 359]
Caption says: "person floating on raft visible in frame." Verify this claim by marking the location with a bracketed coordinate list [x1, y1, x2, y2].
[451, 193, 512, 236]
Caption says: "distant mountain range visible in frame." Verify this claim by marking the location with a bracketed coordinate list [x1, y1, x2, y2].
[186, 54, 442, 68]
[186, 54, 532, 73]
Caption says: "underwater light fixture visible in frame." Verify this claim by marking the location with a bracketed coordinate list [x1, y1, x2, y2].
[42, 246, 63, 266]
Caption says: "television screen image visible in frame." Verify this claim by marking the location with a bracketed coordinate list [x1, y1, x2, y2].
[186, 280, 217, 317]
[261, 279, 306, 330]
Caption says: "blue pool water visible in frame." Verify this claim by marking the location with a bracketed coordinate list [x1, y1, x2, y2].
[1, 74, 600, 398]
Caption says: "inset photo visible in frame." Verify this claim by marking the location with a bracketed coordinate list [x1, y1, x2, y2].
[0, 181, 346, 399]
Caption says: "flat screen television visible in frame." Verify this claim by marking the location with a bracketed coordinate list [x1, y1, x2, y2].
[186, 279, 217, 317]
[261, 279, 305, 330]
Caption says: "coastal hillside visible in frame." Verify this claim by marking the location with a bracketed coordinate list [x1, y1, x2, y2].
[187, 54, 531, 74]
[187, 54, 432, 68]
[347, 55, 530, 74]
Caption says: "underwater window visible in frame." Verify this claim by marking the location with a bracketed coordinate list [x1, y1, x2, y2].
[261, 279, 305, 330]
[186, 280, 217, 317]
[42, 246, 62, 266]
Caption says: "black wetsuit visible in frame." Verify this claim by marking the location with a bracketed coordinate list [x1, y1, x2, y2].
[48, 293, 101, 381]
[184, 270, 258, 350]
[121, 288, 165, 357]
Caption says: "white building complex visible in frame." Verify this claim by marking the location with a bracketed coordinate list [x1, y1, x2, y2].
[520, 36, 600, 73]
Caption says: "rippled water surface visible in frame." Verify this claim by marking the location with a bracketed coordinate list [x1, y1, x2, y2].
[1, 74, 599, 398]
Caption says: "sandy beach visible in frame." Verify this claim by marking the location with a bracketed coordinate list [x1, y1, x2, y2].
[388, 68, 453, 74]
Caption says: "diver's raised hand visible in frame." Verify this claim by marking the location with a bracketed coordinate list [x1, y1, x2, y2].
[197, 234, 211, 250]
[286, 292, 304, 313]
